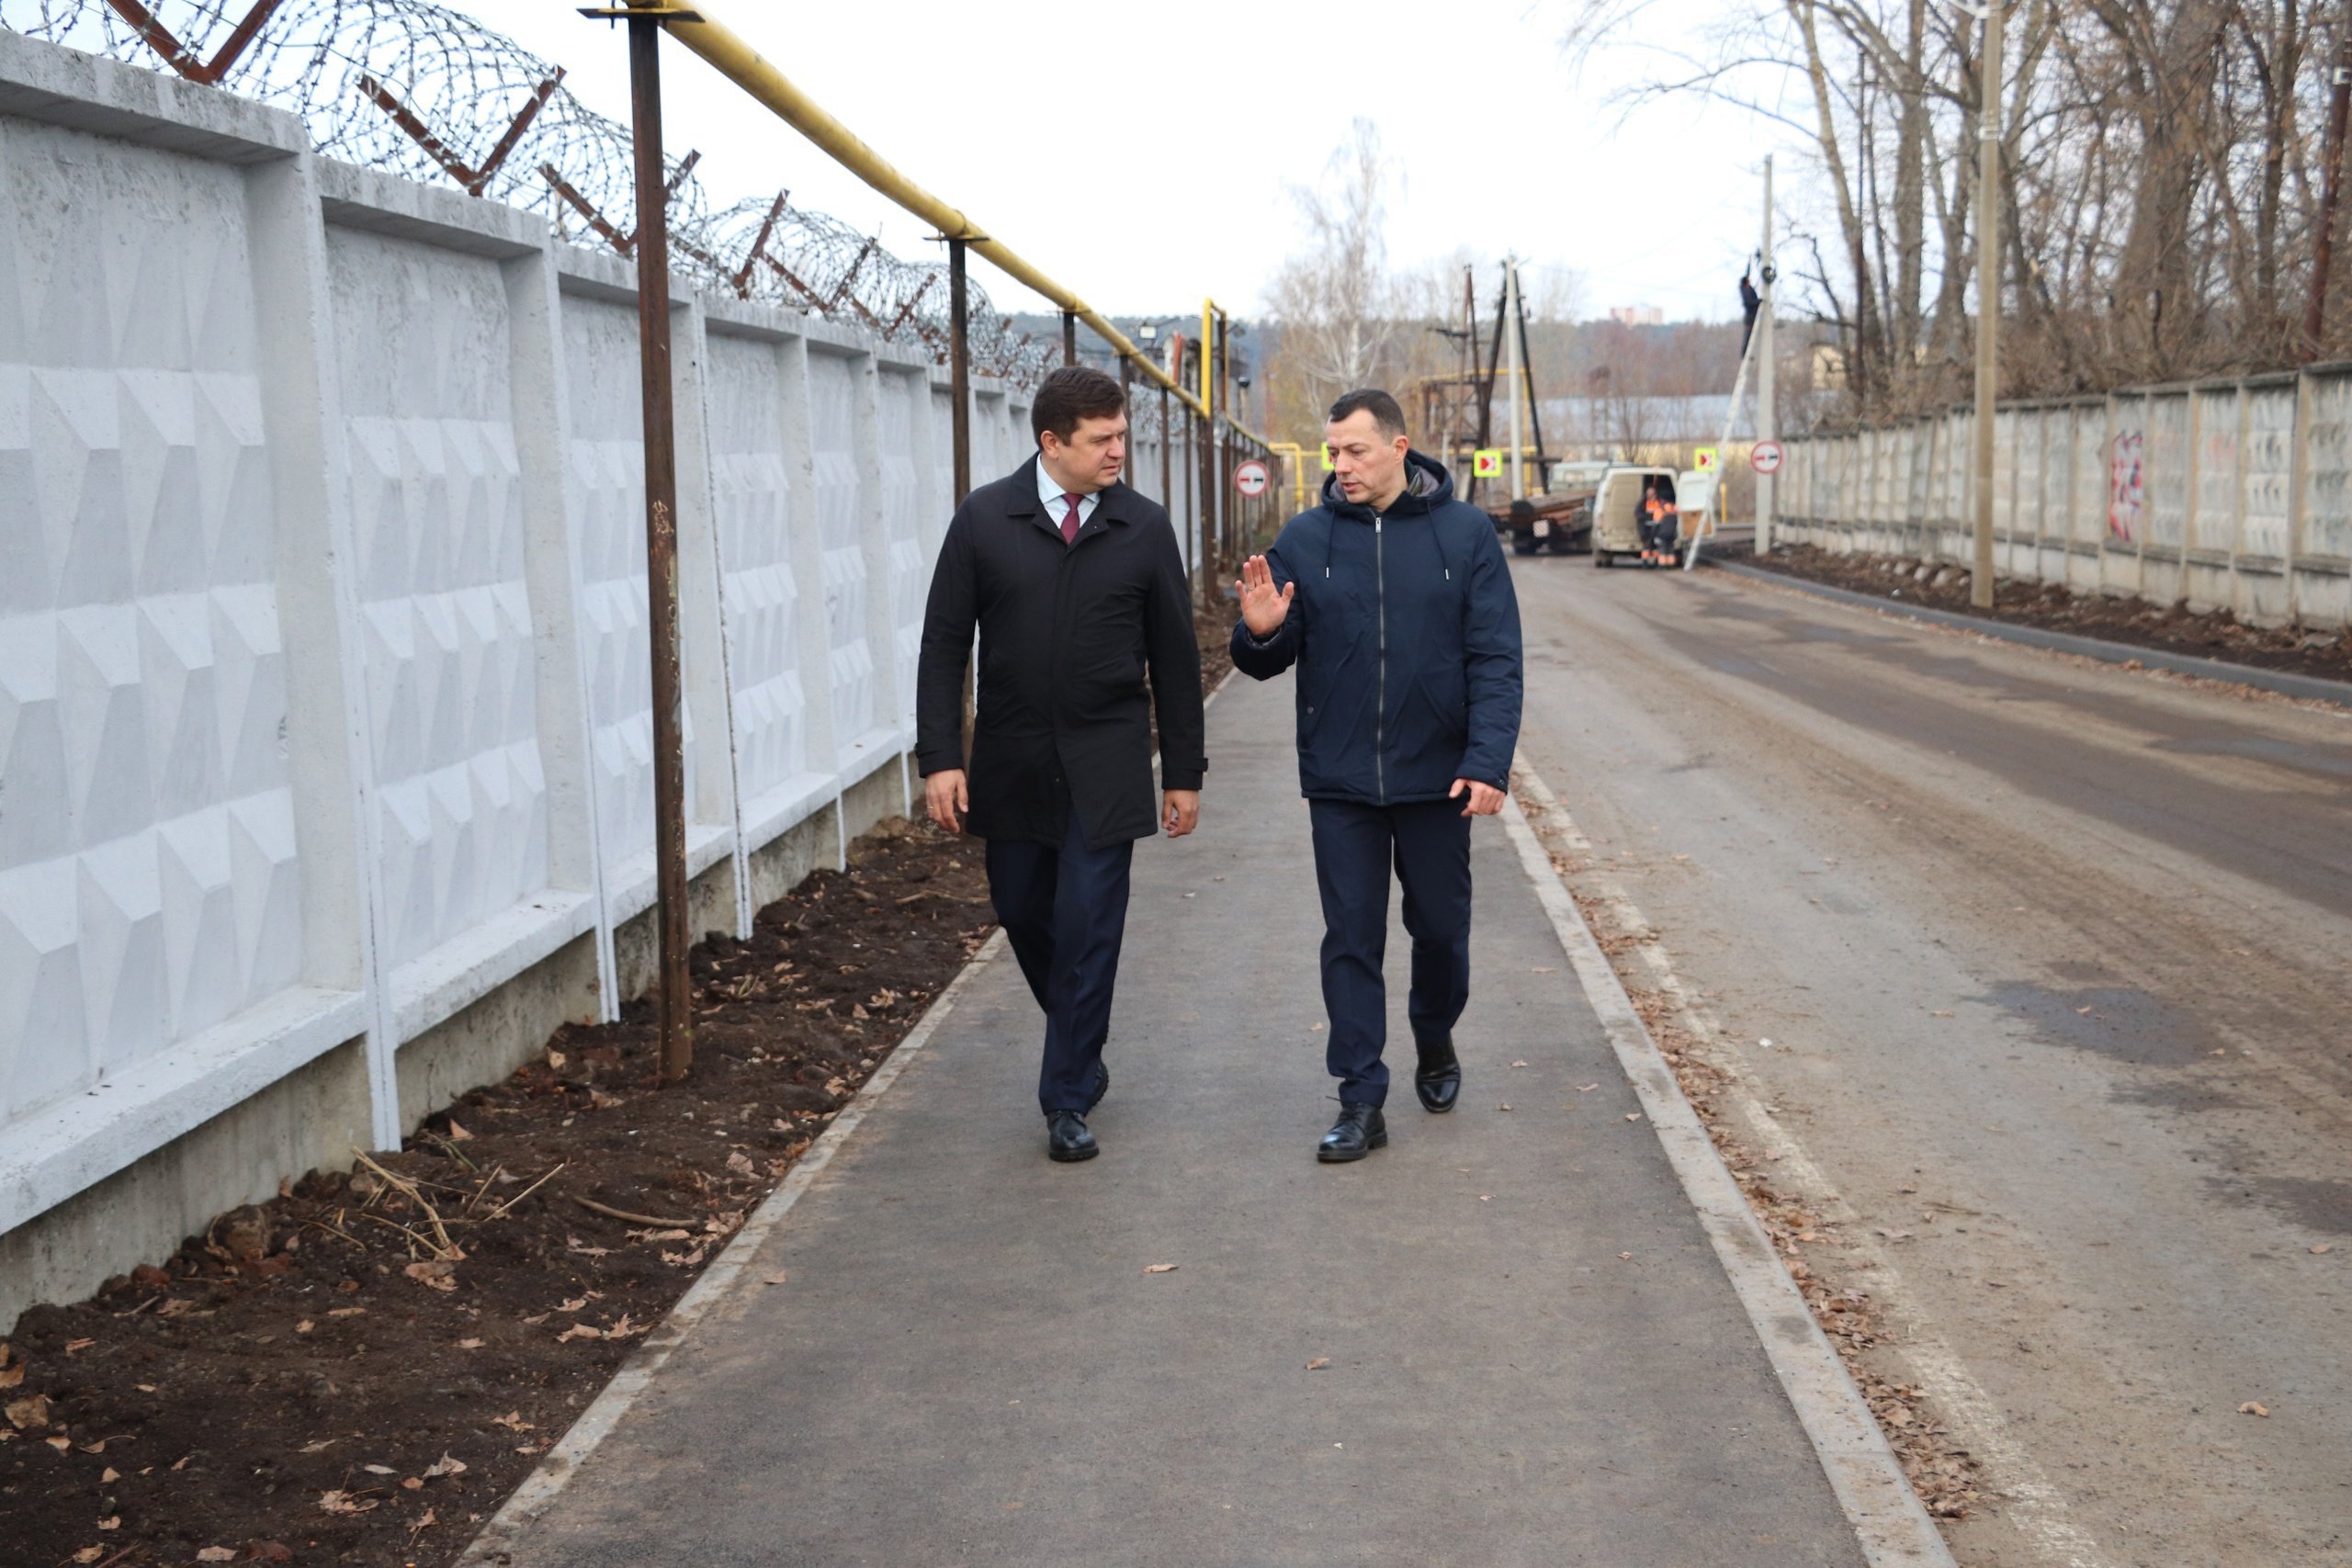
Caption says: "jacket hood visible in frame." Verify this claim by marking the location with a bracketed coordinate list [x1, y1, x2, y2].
[1320, 448, 1456, 519]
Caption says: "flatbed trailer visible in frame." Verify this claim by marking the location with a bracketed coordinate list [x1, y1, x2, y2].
[1488, 490, 1596, 556]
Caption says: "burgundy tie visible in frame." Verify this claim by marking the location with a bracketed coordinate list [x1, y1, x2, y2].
[1060, 492, 1083, 544]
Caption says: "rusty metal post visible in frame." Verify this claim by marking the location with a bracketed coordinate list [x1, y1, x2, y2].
[627, 9, 693, 1083]
[948, 237, 971, 501]
[1062, 310, 1077, 367]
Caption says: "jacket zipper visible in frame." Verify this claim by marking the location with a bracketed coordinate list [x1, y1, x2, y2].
[1374, 512, 1386, 805]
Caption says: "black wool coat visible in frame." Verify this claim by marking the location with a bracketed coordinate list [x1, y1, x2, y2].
[915, 457, 1205, 848]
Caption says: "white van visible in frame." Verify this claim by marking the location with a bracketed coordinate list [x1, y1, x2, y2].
[1589, 466, 1679, 567]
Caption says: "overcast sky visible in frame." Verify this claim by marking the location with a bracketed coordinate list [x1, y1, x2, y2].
[454, 0, 1809, 326]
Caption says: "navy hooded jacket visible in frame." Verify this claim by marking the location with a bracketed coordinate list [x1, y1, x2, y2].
[1230, 451, 1523, 805]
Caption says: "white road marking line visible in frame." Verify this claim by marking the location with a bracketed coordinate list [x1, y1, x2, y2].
[1510, 761, 2113, 1568]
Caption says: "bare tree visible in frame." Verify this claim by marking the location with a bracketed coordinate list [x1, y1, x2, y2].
[1264, 120, 1405, 413]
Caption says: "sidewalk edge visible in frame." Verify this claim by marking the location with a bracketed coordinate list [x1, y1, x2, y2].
[1709, 559, 2352, 708]
[455, 928, 1009, 1566]
[1501, 767, 1958, 1568]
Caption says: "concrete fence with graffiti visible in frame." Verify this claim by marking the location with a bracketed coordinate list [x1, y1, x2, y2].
[1774, 367, 2352, 631]
[0, 31, 1214, 1325]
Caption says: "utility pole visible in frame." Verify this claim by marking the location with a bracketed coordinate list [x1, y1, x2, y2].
[1970, 0, 2003, 610]
[619, 3, 691, 1082]
[2306, 25, 2352, 359]
[1505, 256, 1526, 502]
[1758, 155, 1778, 555]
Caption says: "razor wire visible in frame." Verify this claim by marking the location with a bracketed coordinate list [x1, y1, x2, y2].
[1, 0, 1056, 386]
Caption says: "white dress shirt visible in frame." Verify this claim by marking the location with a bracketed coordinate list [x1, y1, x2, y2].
[1036, 459, 1099, 536]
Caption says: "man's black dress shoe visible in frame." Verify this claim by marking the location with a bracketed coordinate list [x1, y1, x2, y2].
[1046, 1110, 1099, 1162]
[1317, 1103, 1387, 1163]
[1089, 1061, 1109, 1112]
[1414, 1036, 1462, 1113]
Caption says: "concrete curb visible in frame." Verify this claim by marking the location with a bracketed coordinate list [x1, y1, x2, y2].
[1710, 559, 2352, 708]
[1501, 767, 1958, 1568]
[456, 925, 1010, 1566]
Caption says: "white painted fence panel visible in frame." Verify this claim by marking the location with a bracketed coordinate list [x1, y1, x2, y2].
[0, 119, 303, 1123]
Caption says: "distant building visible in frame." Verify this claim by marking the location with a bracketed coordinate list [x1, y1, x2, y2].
[1608, 306, 1665, 327]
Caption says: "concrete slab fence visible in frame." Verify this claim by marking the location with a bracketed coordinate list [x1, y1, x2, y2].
[0, 29, 1210, 1328]
[1776, 367, 2352, 630]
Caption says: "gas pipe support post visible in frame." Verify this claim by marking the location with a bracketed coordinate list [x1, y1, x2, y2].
[622, 3, 693, 1083]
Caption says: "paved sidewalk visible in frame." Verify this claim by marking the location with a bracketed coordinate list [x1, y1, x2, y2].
[487, 675, 1869, 1568]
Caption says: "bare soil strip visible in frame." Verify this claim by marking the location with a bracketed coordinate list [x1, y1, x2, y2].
[1, 818, 992, 1568]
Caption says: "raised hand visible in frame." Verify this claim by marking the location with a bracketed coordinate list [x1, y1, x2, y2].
[1237, 554, 1295, 637]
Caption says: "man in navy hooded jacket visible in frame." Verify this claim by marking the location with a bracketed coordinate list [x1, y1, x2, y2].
[1232, 389, 1523, 1162]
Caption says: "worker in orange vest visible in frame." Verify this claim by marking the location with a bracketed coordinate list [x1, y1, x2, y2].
[1639, 483, 1679, 566]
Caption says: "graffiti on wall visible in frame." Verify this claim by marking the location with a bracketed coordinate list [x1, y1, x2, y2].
[2108, 430, 2144, 543]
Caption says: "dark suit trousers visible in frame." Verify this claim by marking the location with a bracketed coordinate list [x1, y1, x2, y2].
[1308, 797, 1474, 1108]
[985, 809, 1135, 1114]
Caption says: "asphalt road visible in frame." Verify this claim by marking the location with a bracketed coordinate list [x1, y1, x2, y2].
[1508, 553, 2352, 1567]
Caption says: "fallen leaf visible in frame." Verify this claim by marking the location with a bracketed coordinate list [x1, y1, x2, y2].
[726, 1152, 755, 1176]
[413, 1506, 438, 1531]
[297, 1439, 334, 1455]
[2312, 1244, 2334, 1256]
[2239, 1401, 2269, 1417]
[1498, 1102, 1513, 1111]
[1306, 1358, 1331, 1371]
[295, 1320, 314, 1335]
[401, 1477, 424, 1491]
[403, 1259, 458, 1292]
[363, 1463, 398, 1475]
[63, 1338, 95, 1355]
[1577, 1083, 1599, 1093]
[6, 1393, 52, 1430]
[1619, 1252, 1634, 1260]
[1931, 1010, 1954, 1018]
[546, 1050, 567, 1070]
[1510, 1060, 1528, 1068]
[46, 1436, 71, 1452]
[96, 1517, 121, 1531]
[556, 1297, 588, 1314]
[0, 1365, 19, 1391]
[445, 1119, 474, 1141]
[1624, 1112, 1643, 1122]
[457, 1337, 484, 1350]
[1478, 1195, 1492, 1202]
[1142, 1263, 1179, 1274]
[1531, 965, 1555, 973]
[1308, 1022, 1325, 1032]
[100, 1467, 119, 1483]
[423, 1451, 469, 1478]
[327, 1306, 366, 1319]
[491, 1411, 534, 1432]
[319, 1489, 379, 1515]
[197, 1550, 239, 1563]
[763, 1272, 789, 1286]
[73, 1550, 105, 1565]
[557, 1324, 601, 1342]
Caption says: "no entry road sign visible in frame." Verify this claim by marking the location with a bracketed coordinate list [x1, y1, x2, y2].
[1750, 440, 1784, 475]
[1234, 458, 1271, 498]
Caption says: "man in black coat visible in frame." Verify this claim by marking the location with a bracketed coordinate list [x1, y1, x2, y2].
[916, 365, 1205, 1163]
